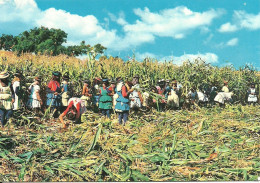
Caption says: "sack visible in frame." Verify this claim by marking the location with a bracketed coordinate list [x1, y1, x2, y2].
[62, 92, 70, 99]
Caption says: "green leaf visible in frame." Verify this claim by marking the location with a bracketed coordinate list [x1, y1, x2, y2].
[131, 170, 149, 181]
[44, 165, 54, 174]
[85, 124, 102, 155]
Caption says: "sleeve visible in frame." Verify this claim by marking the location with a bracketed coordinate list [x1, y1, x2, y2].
[106, 87, 112, 93]
[63, 101, 74, 115]
[10, 84, 15, 99]
[76, 102, 81, 114]
[48, 81, 53, 89]
[82, 85, 86, 95]
[122, 86, 128, 97]
[34, 85, 40, 92]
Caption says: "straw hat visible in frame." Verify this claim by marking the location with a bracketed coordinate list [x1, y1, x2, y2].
[34, 76, 41, 82]
[0, 71, 9, 79]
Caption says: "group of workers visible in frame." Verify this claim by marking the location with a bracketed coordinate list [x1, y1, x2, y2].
[0, 70, 258, 128]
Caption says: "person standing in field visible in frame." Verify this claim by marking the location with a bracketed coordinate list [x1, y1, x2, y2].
[46, 71, 62, 118]
[81, 80, 92, 109]
[129, 75, 143, 111]
[27, 77, 42, 113]
[59, 97, 86, 129]
[247, 83, 258, 105]
[156, 79, 167, 111]
[98, 79, 113, 119]
[167, 80, 180, 109]
[0, 71, 14, 127]
[110, 80, 116, 108]
[61, 74, 70, 113]
[92, 77, 101, 111]
[12, 72, 23, 111]
[115, 81, 134, 125]
[222, 81, 229, 92]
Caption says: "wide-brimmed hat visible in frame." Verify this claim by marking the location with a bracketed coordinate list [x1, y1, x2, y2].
[52, 71, 61, 77]
[171, 80, 177, 84]
[110, 80, 116, 84]
[14, 71, 23, 77]
[102, 78, 109, 83]
[0, 71, 9, 79]
[62, 75, 70, 80]
[83, 79, 91, 84]
[133, 75, 139, 78]
[34, 76, 41, 82]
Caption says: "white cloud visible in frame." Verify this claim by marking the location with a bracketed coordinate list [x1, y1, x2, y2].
[135, 52, 218, 65]
[226, 38, 238, 46]
[218, 22, 238, 32]
[135, 52, 158, 60]
[0, 0, 224, 52]
[216, 37, 239, 48]
[124, 7, 223, 39]
[218, 10, 260, 32]
[108, 11, 128, 26]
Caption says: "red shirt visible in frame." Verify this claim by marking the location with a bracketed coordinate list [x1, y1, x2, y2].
[63, 100, 81, 115]
[122, 86, 128, 97]
[48, 80, 60, 92]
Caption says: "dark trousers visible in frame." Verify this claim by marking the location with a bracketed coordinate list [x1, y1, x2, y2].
[118, 111, 129, 125]
[101, 109, 111, 118]
[0, 109, 13, 127]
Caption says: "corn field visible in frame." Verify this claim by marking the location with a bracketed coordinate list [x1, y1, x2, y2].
[0, 50, 259, 181]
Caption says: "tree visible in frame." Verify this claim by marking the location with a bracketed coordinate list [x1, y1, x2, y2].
[13, 27, 68, 55]
[0, 27, 107, 58]
[0, 34, 17, 51]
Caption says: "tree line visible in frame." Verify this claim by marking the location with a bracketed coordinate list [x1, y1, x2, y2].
[0, 27, 106, 58]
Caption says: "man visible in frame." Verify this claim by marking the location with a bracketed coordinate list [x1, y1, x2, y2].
[59, 97, 86, 129]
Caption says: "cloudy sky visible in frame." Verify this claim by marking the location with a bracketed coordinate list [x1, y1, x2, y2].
[0, 0, 260, 68]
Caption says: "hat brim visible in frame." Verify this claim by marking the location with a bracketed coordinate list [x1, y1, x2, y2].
[0, 74, 9, 79]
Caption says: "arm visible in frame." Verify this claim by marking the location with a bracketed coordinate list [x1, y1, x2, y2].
[82, 85, 86, 95]
[75, 102, 81, 123]
[138, 91, 143, 103]
[36, 90, 42, 105]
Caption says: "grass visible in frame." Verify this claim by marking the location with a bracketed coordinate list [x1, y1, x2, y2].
[0, 105, 259, 181]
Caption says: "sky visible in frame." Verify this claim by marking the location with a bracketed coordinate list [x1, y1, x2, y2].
[0, 0, 260, 69]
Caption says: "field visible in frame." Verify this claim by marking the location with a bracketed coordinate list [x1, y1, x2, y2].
[0, 51, 259, 181]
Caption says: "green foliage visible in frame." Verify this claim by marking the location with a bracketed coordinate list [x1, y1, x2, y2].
[0, 27, 106, 57]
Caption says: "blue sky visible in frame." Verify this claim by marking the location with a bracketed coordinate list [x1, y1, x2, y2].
[0, 0, 260, 69]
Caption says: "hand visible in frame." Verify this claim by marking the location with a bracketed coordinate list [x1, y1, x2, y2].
[54, 92, 58, 95]
[96, 103, 99, 107]
[11, 98, 14, 104]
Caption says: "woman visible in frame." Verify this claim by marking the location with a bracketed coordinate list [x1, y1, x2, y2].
[115, 81, 134, 125]
[129, 75, 143, 110]
[59, 97, 86, 129]
[46, 71, 62, 118]
[61, 74, 70, 112]
[0, 71, 14, 127]
[222, 81, 229, 93]
[247, 83, 258, 105]
[98, 79, 113, 118]
[167, 81, 179, 109]
[12, 72, 23, 111]
[81, 80, 92, 108]
[27, 77, 42, 113]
